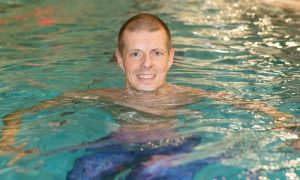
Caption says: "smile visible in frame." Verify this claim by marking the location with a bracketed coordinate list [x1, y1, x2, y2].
[136, 74, 156, 80]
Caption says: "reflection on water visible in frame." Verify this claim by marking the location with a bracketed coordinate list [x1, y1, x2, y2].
[0, 0, 299, 179]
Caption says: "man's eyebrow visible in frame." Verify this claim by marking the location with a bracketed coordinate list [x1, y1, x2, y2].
[152, 48, 167, 52]
[127, 49, 142, 52]
[126, 48, 167, 52]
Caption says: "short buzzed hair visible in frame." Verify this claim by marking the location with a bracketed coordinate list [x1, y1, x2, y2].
[117, 13, 172, 53]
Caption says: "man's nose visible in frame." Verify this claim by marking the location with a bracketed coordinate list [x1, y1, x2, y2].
[141, 54, 153, 68]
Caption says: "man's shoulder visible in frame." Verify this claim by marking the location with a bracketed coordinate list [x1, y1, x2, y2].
[168, 84, 229, 100]
[167, 84, 207, 95]
[85, 88, 122, 95]
[61, 88, 123, 100]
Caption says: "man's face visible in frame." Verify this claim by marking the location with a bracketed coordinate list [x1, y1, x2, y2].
[116, 29, 174, 91]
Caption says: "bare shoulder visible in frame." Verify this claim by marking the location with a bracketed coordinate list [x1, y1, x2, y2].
[85, 88, 122, 95]
[167, 84, 208, 95]
[168, 84, 230, 100]
[61, 88, 123, 100]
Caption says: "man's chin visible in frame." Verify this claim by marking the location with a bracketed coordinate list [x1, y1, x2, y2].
[135, 85, 158, 92]
[126, 80, 166, 92]
[128, 84, 160, 92]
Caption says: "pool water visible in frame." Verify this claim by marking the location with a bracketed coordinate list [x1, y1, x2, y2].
[0, 0, 299, 179]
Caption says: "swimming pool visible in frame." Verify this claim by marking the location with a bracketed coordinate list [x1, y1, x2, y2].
[0, 0, 299, 179]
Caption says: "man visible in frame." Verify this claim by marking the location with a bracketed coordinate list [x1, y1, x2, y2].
[1, 13, 293, 177]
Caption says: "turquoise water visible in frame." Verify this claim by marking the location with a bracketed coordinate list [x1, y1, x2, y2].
[0, 0, 299, 179]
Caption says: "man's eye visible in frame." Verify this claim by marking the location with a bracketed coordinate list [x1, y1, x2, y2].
[152, 51, 163, 57]
[130, 51, 142, 57]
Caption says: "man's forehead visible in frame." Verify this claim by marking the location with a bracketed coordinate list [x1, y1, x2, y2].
[122, 29, 168, 46]
[123, 28, 166, 37]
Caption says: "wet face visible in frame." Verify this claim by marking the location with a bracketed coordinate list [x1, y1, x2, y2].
[116, 29, 174, 91]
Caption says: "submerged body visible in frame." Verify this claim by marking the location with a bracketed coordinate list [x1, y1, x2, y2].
[67, 136, 205, 180]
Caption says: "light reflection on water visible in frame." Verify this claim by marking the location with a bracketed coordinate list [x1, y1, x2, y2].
[0, 0, 299, 179]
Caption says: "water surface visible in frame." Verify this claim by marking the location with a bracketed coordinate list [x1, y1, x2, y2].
[0, 0, 299, 179]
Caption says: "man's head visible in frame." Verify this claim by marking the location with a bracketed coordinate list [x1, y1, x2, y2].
[116, 13, 174, 92]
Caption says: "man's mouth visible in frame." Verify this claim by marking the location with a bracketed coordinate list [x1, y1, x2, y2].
[136, 74, 156, 80]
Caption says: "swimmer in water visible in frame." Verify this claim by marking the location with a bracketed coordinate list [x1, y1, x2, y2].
[1, 13, 294, 178]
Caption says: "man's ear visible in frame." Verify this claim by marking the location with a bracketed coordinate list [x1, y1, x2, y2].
[167, 48, 175, 70]
[116, 49, 125, 71]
